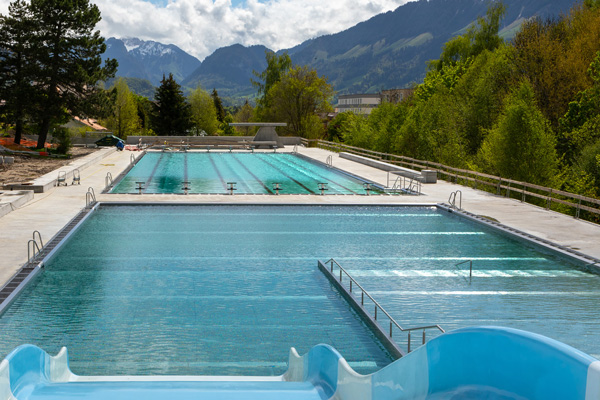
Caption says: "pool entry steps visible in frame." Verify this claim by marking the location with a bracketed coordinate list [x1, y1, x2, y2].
[2, 327, 599, 400]
[319, 258, 445, 358]
[0, 204, 96, 313]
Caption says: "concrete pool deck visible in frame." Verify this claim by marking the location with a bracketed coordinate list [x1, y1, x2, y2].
[0, 146, 599, 286]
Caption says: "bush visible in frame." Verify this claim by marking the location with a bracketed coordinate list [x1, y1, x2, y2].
[53, 127, 72, 154]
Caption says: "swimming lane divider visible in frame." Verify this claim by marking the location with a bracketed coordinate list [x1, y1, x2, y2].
[231, 154, 274, 194]
[142, 151, 165, 193]
[254, 155, 316, 194]
[207, 153, 228, 191]
[218, 153, 253, 193]
[183, 151, 188, 185]
[271, 154, 359, 194]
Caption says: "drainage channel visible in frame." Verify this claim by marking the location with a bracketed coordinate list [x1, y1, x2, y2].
[0, 205, 97, 313]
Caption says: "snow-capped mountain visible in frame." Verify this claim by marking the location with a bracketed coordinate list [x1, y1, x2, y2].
[103, 37, 201, 87]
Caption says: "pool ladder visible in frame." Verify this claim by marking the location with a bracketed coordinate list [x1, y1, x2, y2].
[449, 190, 462, 210]
[320, 258, 445, 355]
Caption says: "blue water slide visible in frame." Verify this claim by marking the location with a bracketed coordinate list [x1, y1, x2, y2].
[2, 327, 599, 399]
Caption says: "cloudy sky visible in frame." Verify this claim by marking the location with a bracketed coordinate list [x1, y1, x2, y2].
[0, 0, 412, 61]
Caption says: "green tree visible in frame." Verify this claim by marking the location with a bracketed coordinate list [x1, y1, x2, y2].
[478, 81, 559, 186]
[151, 73, 192, 136]
[0, 0, 35, 145]
[431, 1, 506, 71]
[211, 88, 225, 123]
[252, 51, 292, 120]
[189, 86, 218, 135]
[106, 78, 140, 138]
[29, 0, 117, 149]
[265, 65, 334, 137]
[233, 100, 255, 135]
[133, 94, 154, 135]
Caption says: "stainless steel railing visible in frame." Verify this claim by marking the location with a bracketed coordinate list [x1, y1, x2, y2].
[324, 258, 445, 353]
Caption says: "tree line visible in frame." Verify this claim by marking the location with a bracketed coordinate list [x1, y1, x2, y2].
[104, 51, 334, 139]
[333, 1, 600, 200]
[0, 0, 334, 147]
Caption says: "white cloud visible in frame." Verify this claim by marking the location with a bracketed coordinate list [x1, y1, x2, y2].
[0, 0, 413, 61]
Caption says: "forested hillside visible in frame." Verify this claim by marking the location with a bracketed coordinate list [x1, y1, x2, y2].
[335, 1, 600, 205]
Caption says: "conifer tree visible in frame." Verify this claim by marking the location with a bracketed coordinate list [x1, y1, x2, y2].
[0, 0, 35, 145]
[211, 88, 225, 123]
[29, 0, 117, 149]
[151, 73, 192, 136]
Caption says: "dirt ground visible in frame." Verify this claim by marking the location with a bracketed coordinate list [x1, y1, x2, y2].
[0, 147, 98, 185]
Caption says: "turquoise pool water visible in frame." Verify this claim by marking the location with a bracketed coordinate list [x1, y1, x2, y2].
[0, 205, 598, 377]
[110, 152, 377, 194]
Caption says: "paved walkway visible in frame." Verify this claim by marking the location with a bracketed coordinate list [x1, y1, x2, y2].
[0, 146, 599, 286]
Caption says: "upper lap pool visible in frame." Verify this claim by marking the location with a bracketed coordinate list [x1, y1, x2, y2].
[110, 151, 379, 195]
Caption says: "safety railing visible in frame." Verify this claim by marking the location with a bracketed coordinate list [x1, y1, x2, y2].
[304, 139, 600, 222]
[323, 258, 445, 353]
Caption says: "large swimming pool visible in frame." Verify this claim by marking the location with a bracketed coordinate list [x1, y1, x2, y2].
[110, 152, 377, 194]
[0, 205, 598, 377]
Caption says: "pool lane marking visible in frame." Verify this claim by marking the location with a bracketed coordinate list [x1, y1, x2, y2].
[207, 153, 228, 191]
[231, 153, 274, 194]
[252, 154, 316, 194]
[183, 151, 188, 189]
[276, 153, 360, 194]
[142, 151, 165, 193]
[217, 152, 254, 192]
[370, 290, 600, 296]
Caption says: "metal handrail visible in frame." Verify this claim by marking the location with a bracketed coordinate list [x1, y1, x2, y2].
[32, 230, 44, 249]
[326, 155, 333, 168]
[85, 187, 96, 209]
[324, 258, 444, 352]
[306, 139, 600, 220]
[449, 190, 462, 209]
[130, 154, 136, 165]
[27, 240, 41, 264]
[105, 172, 113, 189]
[27, 230, 44, 264]
[455, 259, 473, 281]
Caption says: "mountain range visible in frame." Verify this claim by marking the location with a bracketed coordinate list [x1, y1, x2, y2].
[102, 0, 576, 101]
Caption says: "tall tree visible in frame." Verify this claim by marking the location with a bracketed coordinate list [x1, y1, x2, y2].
[478, 81, 559, 186]
[0, 0, 35, 145]
[189, 86, 218, 135]
[233, 100, 254, 135]
[211, 88, 225, 123]
[265, 65, 334, 137]
[106, 78, 140, 138]
[431, 1, 506, 70]
[29, 0, 117, 149]
[251, 51, 292, 120]
[151, 73, 192, 136]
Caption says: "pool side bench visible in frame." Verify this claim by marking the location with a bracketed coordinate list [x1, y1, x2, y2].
[339, 152, 437, 183]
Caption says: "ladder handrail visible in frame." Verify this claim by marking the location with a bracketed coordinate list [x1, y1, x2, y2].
[105, 172, 113, 189]
[323, 258, 444, 352]
[455, 259, 473, 281]
[449, 190, 462, 209]
[27, 240, 41, 264]
[326, 155, 333, 168]
[85, 187, 96, 209]
[32, 230, 44, 249]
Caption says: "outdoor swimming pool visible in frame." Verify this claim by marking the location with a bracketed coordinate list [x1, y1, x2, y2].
[110, 152, 378, 194]
[0, 205, 598, 377]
